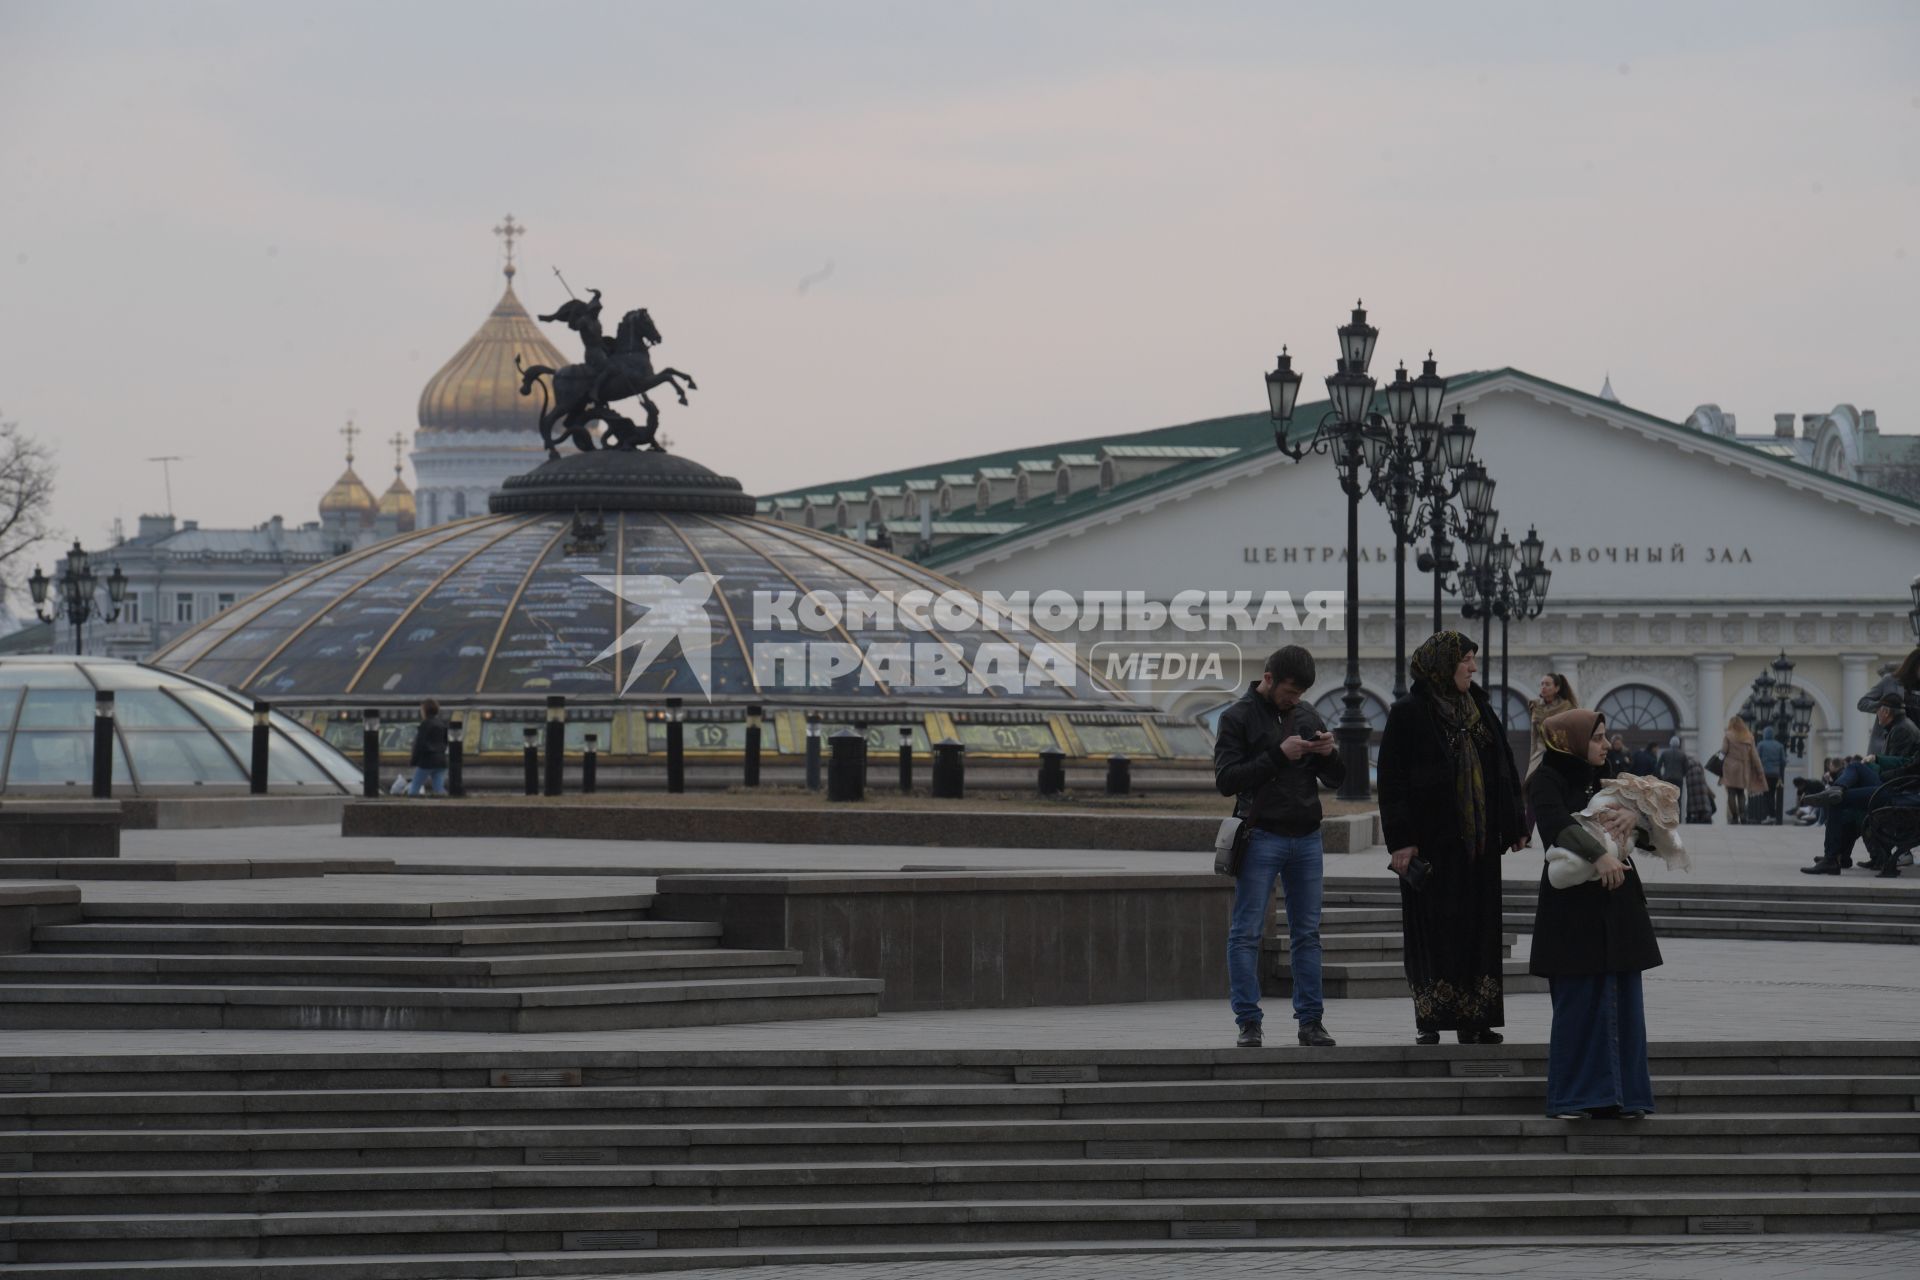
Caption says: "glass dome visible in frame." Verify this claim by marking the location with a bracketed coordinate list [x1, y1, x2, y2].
[155, 509, 1139, 711]
[0, 656, 360, 795]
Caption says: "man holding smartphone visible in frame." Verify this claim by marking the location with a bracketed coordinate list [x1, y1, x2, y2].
[1213, 645, 1346, 1047]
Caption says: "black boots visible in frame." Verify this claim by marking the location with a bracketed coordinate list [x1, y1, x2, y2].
[1297, 1020, 1336, 1047]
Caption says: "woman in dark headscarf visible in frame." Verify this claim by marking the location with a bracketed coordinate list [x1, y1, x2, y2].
[1377, 631, 1529, 1044]
[1528, 706, 1662, 1119]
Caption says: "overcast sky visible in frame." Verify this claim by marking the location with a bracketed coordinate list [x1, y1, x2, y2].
[2, 0, 1916, 554]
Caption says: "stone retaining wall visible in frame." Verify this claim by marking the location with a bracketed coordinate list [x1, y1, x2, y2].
[651, 870, 1233, 1011]
[343, 801, 1380, 852]
[0, 885, 82, 953]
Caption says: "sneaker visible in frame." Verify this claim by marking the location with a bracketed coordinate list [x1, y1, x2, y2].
[1415, 1030, 1439, 1045]
[1549, 1111, 1589, 1121]
[1620, 1109, 1651, 1120]
[1297, 1020, 1336, 1048]
[1235, 1024, 1262, 1049]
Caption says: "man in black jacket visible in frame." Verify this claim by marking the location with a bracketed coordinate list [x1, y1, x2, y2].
[406, 699, 452, 797]
[1214, 645, 1345, 1048]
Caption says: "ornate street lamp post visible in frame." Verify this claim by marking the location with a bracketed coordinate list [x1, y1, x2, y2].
[28, 541, 127, 655]
[1412, 408, 1479, 634]
[1264, 302, 1444, 799]
[1743, 650, 1807, 823]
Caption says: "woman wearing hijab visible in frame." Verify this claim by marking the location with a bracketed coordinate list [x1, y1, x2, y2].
[1525, 673, 1577, 781]
[1378, 631, 1530, 1045]
[1529, 707, 1662, 1120]
[1719, 716, 1766, 825]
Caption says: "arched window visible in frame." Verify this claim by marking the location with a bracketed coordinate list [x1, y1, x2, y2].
[1055, 469, 1071, 501]
[1488, 685, 1531, 732]
[1099, 458, 1116, 493]
[1015, 475, 1030, 507]
[975, 480, 991, 514]
[1314, 688, 1389, 777]
[1593, 684, 1681, 751]
[452, 491, 467, 519]
[834, 501, 849, 529]
[938, 486, 954, 516]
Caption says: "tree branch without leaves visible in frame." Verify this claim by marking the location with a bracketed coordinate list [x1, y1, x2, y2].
[0, 415, 56, 576]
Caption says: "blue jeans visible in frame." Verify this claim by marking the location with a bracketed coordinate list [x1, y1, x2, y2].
[1546, 971, 1654, 1116]
[407, 767, 448, 796]
[1228, 828, 1324, 1028]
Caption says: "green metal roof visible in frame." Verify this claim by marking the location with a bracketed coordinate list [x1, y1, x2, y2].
[765, 367, 1920, 568]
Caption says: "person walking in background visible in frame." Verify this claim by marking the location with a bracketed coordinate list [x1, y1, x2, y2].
[1657, 735, 1690, 818]
[1526, 673, 1577, 782]
[1378, 631, 1529, 1046]
[1756, 726, 1788, 824]
[406, 699, 451, 797]
[1719, 716, 1766, 825]
[1629, 739, 1660, 778]
[1683, 750, 1717, 824]
[1528, 707, 1662, 1120]
[1213, 645, 1344, 1049]
[1605, 733, 1632, 777]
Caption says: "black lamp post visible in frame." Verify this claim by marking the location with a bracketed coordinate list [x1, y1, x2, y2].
[29, 540, 127, 655]
[1264, 302, 1435, 800]
[1744, 649, 1808, 823]
[1909, 573, 1920, 642]
[1411, 408, 1481, 633]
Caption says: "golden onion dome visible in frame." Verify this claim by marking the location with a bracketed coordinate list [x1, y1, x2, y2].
[416, 276, 569, 434]
[319, 466, 377, 517]
[377, 476, 416, 522]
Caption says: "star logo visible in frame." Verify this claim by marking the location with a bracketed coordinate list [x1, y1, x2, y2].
[584, 572, 721, 697]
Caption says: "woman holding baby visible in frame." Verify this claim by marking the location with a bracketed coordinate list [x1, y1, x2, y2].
[1528, 707, 1663, 1120]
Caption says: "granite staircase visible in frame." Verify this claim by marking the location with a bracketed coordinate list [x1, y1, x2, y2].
[1263, 900, 1545, 1001]
[1316, 878, 1920, 947]
[0, 1042, 1912, 1275]
[0, 885, 883, 1033]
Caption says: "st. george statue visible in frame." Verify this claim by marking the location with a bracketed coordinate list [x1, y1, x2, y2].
[518, 287, 698, 457]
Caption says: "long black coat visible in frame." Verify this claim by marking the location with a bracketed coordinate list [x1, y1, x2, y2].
[1377, 682, 1528, 1031]
[1527, 754, 1663, 977]
[1377, 683, 1528, 864]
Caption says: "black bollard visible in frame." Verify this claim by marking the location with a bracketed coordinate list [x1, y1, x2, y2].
[522, 727, 539, 796]
[582, 732, 598, 794]
[744, 704, 763, 787]
[1038, 746, 1066, 796]
[249, 700, 271, 795]
[543, 695, 565, 797]
[827, 728, 866, 802]
[665, 697, 685, 794]
[1105, 753, 1131, 796]
[805, 712, 823, 791]
[91, 690, 115, 799]
[447, 719, 465, 797]
[898, 725, 914, 793]
[932, 738, 965, 799]
[361, 708, 381, 799]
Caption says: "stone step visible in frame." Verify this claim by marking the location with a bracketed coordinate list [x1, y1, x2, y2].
[0, 976, 884, 1034]
[4, 1042, 1911, 1093]
[0, 1235, 1871, 1280]
[1266, 958, 1546, 1001]
[1326, 888, 1920, 925]
[0, 858, 394, 882]
[0, 949, 802, 989]
[30, 918, 723, 956]
[13, 1109, 1913, 1173]
[7, 1074, 1909, 1131]
[75, 891, 658, 927]
[1267, 931, 1519, 960]
[4, 1190, 1915, 1264]
[6, 1151, 1911, 1215]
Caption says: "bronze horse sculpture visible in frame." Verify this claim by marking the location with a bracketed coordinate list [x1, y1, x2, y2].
[518, 304, 698, 456]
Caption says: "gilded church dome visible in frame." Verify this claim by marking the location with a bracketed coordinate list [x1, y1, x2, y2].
[416, 276, 568, 435]
[318, 465, 377, 517]
[377, 477, 416, 525]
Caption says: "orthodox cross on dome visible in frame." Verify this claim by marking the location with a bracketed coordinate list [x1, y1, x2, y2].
[340, 418, 359, 467]
[494, 213, 526, 280]
[389, 432, 407, 481]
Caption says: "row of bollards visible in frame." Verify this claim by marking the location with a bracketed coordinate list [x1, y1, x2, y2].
[88, 693, 289, 801]
[342, 695, 1134, 802]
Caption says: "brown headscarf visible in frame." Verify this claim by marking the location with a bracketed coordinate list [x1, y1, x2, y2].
[1541, 707, 1603, 761]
